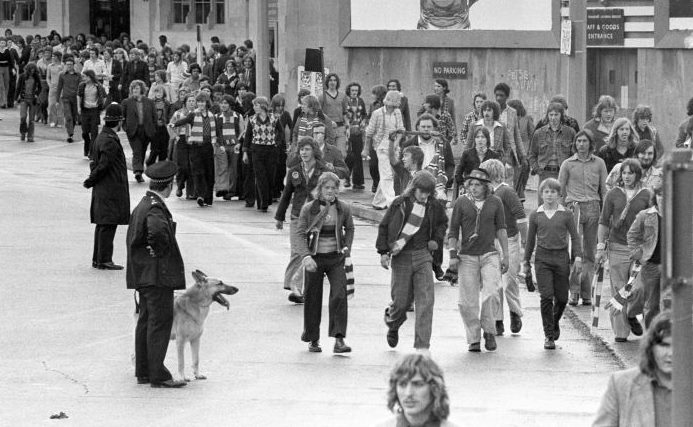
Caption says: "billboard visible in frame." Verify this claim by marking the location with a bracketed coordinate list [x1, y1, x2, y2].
[350, 0, 552, 31]
[670, 0, 693, 30]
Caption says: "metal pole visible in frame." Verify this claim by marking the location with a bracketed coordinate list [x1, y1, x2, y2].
[663, 149, 693, 427]
[567, 0, 587, 121]
[254, 0, 270, 98]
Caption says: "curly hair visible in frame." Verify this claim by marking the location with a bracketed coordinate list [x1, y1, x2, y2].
[606, 117, 638, 150]
[639, 311, 671, 378]
[415, 112, 439, 130]
[632, 105, 653, 123]
[129, 79, 147, 97]
[479, 100, 500, 121]
[296, 136, 322, 161]
[386, 79, 402, 91]
[386, 354, 450, 421]
[345, 82, 362, 97]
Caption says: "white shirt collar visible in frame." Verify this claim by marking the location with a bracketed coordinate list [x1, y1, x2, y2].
[537, 204, 566, 213]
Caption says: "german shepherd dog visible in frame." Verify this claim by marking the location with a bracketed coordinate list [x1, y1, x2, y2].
[170, 270, 238, 381]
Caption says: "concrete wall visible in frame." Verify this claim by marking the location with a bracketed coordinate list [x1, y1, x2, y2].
[279, 0, 566, 125]
[638, 48, 693, 152]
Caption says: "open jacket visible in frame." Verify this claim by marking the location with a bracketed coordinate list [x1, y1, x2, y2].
[275, 161, 330, 222]
[77, 81, 107, 110]
[627, 206, 659, 264]
[465, 120, 514, 164]
[593, 367, 658, 427]
[376, 195, 448, 255]
[295, 199, 354, 258]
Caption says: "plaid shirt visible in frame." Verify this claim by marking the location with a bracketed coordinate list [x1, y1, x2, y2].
[459, 110, 480, 143]
[435, 111, 456, 145]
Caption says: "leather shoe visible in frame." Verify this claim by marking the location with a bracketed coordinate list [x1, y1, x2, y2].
[308, 341, 322, 352]
[554, 323, 561, 341]
[544, 338, 556, 350]
[495, 320, 505, 336]
[581, 299, 592, 306]
[176, 188, 183, 197]
[468, 342, 481, 352]
[288, 294, 304, 304]
[92, 261, 98, 268]
[628, 317, 643, 336]
[387, 328, 399, 348]
[137, 377, 150, 384]
[615, 337, 628, 343]
[134, 173, 144, 183]
[150, 379, 186, 388]
[433, 264, 445, 281]
[334, 337, 352, 353]
[98, 262, 124, 270]
[510, 312, 522, 333]
[483, 332, 497, 351]
[568, 293, 579, 306]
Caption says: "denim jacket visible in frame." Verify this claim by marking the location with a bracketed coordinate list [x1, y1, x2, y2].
[627, 206, 659, 263]
[295, 199, 354, 258]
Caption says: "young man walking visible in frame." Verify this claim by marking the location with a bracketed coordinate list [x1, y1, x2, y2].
[377, 172, 448, 354]
[448, 168, 508, 352]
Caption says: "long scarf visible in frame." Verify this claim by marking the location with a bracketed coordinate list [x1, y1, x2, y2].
[614, 186, 647, 229]
[390, 199, 427, 256]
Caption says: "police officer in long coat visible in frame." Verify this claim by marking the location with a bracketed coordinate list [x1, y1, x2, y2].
[83, 103, 130, 270]
[126, 160, 187, 388]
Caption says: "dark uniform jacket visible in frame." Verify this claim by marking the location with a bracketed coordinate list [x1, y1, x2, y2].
[121, 96, 157, 139]
[86, 127, 130, 224]
[275, 161, 330, 222]
[126, 191, 185, 290]
[376, 195, 448, 255]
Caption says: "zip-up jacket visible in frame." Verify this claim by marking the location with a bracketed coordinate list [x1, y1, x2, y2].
[376, 194, 448, 255]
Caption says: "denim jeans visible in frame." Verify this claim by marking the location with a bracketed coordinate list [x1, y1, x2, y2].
[535, 247, 570, 339]
[19, 101, 37, 138]
[607, 242, 632, 339]
[385, 249, 435, 349]
[628, 261, 662, 328]
[457, 252, 501, 343]
[568, 201, 600, 301]
[495, 234, 522, 321]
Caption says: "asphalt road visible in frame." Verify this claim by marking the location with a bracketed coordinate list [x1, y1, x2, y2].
[0, 119, 624, 426]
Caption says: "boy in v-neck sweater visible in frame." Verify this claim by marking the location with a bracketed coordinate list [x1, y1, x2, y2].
[524, 178, 582, 350]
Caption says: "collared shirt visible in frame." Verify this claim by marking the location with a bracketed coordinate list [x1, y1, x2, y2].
[167, 60, 188, 85]
[82, 58, 107, 79]
[418, 136, 436, 168]
[525, 204, 582, 262]
[558, 153, 608, 203]
[83, 84, 98, 108]
[605, 162, 662, 193]
[528, 124, 575, 172]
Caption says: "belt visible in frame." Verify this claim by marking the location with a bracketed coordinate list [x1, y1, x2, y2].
[543, 165, 559, 172]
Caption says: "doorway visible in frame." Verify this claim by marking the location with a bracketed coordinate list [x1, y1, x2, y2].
[586, 48, 638, 119]
[90, 0, 130, 41]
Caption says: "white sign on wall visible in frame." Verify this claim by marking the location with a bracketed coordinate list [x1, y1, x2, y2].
[297, 66, 330, 97]
[350, 0, 552, 31]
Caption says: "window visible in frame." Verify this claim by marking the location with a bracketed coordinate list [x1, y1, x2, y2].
[16, 0, 30, 21]
[194, 0, 210, 24]
[215, 0, 224, 24]
[38, 0, 46, 21]
[173, 0, 190, 24]
[0, 0, 14, 21]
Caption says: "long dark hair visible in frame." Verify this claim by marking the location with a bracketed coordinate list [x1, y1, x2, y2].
[639, 312, 671, 378]
[23, 63, 40, 81]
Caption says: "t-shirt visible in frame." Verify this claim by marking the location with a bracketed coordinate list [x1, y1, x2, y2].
[599, 187, 651, 245]
[448, 195, 506, 255]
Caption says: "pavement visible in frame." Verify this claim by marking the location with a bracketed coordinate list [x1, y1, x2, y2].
[0, 111, 639, 426]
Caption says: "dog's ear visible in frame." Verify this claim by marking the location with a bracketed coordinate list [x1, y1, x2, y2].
[191, 270, 207, 284]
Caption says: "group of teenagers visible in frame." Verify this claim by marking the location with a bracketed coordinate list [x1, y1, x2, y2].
[274, 75, 674, 359]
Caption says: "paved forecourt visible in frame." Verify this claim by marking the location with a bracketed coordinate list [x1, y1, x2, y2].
[0, 118, 624, 426]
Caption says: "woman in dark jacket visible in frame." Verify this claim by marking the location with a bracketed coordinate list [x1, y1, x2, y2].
[83, 104, 130, 269]
[455, 127, 501, 187]
[275, 137, 328, 303]
[295, 172, 355, 354]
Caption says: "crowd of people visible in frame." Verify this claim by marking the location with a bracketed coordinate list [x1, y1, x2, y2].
[5, 26, 686, 424]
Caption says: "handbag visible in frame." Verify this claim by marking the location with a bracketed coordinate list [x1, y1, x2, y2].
[305, 202, 332, 254]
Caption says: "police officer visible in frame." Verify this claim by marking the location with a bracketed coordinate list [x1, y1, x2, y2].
[84, 103, 130, 270]
[126, 160, 186, 388]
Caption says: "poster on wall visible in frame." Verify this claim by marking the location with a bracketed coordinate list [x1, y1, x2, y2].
[350, 0, 552, 31]
[297, 66, 329, 97]
[670, 0, 693, 30]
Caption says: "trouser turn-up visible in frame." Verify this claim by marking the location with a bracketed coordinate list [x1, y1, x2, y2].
[457, 252, 501, 343]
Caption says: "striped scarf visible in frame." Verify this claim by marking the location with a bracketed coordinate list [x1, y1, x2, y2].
[390, 200, 427, 256]
[606, 261, 641, 312]
[422, 137, 448, 199]
[218, 112, 239, 144]
[345, 254, 355, 299]
[189, 110, 217, 144]
[614, 186, 648, 229]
